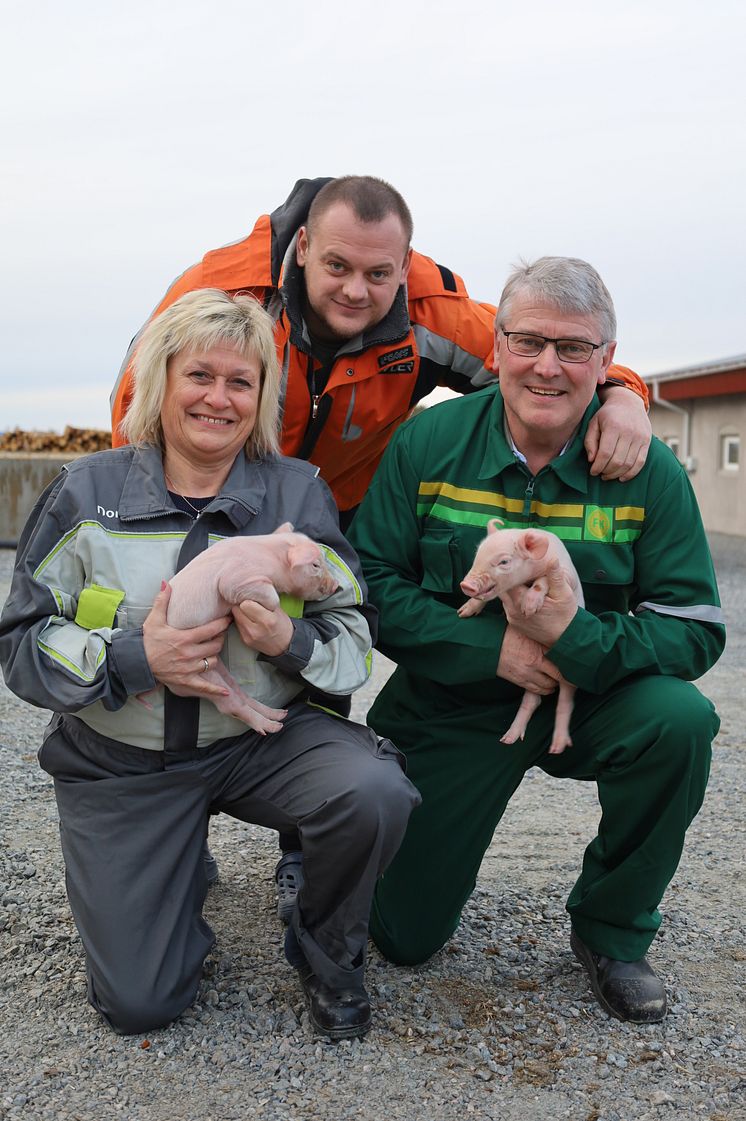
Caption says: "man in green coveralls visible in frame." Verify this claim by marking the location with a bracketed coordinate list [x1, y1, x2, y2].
[349, 256, 725, 1022]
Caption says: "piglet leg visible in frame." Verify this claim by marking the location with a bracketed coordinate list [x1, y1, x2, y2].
[458, 597, 487, 618]
[548, 680, 576, 755]
[209, 658, 287, 734]
[520, 576, 550, 617]
[500, 689, 542, 744]
[221, 574, 280, 612]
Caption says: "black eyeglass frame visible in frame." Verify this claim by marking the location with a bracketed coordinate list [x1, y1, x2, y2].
[500, 329, 606, 363]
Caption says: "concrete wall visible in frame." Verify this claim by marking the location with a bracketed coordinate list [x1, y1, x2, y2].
[3, 397, 745, 541]
[0, 454, 78, 545]
[649, 393, 745, 536]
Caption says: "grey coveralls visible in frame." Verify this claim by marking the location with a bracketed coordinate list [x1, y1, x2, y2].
[0, 444, 419, 1033]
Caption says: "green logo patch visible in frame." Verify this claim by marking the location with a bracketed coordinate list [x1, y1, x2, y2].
[584, 506, 613, 542]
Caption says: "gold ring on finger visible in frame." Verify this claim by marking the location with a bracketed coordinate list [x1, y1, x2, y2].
[201, 657, 209, 674]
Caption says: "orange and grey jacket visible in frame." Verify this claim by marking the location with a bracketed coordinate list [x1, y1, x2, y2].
[110, 178, 648, 513]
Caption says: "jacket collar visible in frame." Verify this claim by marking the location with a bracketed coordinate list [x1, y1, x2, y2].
[118, 444, 270, 530]
[478, 388, 601, 496]
[268, 178, 332, 283]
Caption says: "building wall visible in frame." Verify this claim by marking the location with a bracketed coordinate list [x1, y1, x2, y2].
[649, 394, 745, 536]
[0, 454, 77, 545]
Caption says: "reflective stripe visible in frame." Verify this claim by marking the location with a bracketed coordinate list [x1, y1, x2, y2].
[38, 637, 106, 681]
[417, 481, 646, 542]
[615, 506, 645, 522]
[419, 480, 524, 513]
[320, 546, 364, 606]
[635, 601, 725, 624]
[418, 501, 504, 529]
[342, 386, 362, 442]
[532, 499, 585, 518]
[34, 522, 187, 580]
[411, 324, 491, 385]
[37, 617, 108, 682]
[279, 340, 291, 410]
[264, 290, 284, 322]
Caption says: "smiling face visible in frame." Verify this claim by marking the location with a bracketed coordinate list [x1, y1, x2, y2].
[494, 295, 616, 465]
[160, 341, 262, 477]
[296, 201, 412, 341]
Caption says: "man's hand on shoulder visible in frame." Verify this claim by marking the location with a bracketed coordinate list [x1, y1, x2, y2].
[586, 384, 652, 481]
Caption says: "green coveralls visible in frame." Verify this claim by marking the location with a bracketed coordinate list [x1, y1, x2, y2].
[349, 385, 725, 965]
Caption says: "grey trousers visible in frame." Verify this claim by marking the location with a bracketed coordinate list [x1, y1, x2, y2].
[39, 704, 420, 1035]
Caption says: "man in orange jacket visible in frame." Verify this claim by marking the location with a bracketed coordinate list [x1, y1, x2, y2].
[112, 175, 650, 529]
[110, 174, 652, 919]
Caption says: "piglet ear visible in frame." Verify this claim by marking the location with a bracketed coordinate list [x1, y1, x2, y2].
[486, 518, 504, 535]
[274, 522, 294, 534]
[522, 531, 550, 559]
[287, 542, 321, 568]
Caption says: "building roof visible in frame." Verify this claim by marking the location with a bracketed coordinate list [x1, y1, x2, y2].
[645, 354, 746, 384]
[644, 354, 746, 402]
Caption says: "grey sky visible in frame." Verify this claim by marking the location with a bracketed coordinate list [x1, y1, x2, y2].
[2, 0, 744, 430]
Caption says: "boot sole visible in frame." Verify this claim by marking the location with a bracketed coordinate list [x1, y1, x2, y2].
[276, 852, 304, 924]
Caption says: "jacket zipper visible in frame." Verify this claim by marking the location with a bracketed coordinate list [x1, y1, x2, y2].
[522, 474, 535, 520]
[308, 353, 321, 422]
[299, 354, 334, 460]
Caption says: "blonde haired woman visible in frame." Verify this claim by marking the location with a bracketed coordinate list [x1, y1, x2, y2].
[0, 290, 418, 1041]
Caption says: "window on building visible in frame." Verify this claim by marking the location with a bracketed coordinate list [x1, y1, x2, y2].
[720, 434, 740, 472]
[664, 436, 680, 459]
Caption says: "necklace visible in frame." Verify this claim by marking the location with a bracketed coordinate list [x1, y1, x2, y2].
[165, 472, 214, 519]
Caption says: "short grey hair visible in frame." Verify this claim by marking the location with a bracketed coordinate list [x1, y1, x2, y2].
[497, 256, 617, 342]
[120, 289, 281, 459]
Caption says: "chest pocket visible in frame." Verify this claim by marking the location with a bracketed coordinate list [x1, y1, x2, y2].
[114, 604, 152, 631]
[419, 525, 464, 596]
[571, 545, 636, 615]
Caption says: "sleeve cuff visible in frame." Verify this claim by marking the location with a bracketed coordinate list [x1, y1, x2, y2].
[108, 628, 157, 696]
[546, 611, 604, 692]
[260, 620, 315, 674]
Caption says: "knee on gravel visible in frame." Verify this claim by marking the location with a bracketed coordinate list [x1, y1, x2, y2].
[93, 978, 196, 1037]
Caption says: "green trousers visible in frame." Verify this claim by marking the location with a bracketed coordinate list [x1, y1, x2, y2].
[369, 673, 718, 964]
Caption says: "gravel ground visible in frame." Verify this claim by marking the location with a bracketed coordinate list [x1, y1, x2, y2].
[1, 535, 744, 1121]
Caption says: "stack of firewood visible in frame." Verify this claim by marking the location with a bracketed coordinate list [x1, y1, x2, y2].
[0, 427, 112, 453]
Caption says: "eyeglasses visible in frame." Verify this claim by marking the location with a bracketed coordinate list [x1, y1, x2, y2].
[501, 330, 605, 364]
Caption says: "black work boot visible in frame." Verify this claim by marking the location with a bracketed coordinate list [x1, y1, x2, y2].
[285, 926, 371, 1041]
[298, 970, 372, 1041]
[571, 929, 667, 1023]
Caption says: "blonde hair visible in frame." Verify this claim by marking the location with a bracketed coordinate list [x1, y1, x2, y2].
[120, 289, 281, 458]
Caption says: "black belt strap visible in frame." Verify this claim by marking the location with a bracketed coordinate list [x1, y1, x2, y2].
[163, 519, 210, 755]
